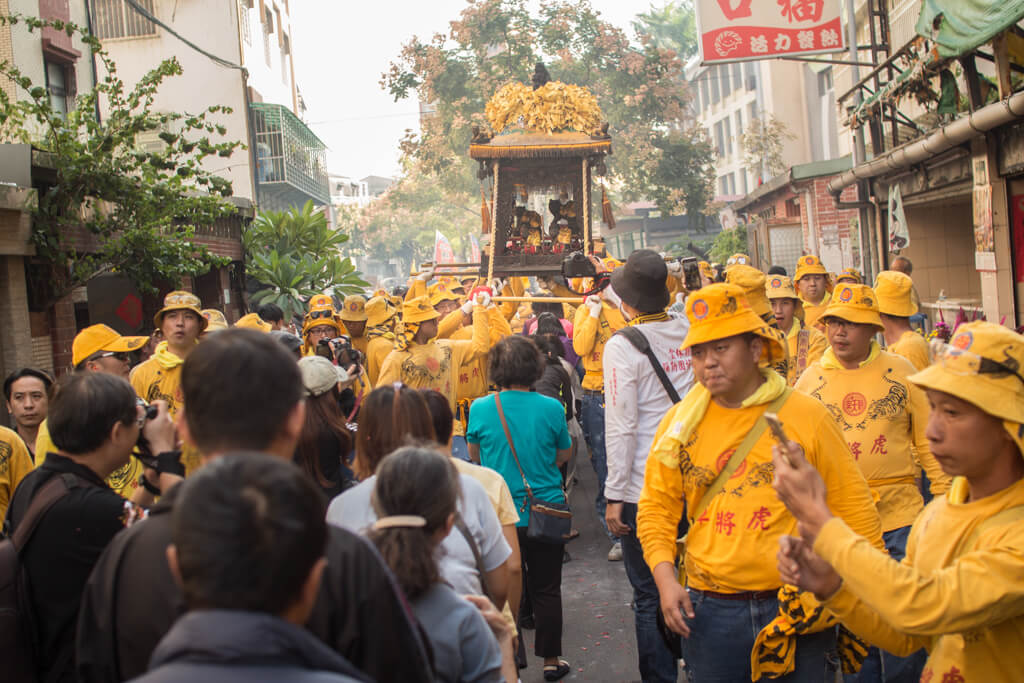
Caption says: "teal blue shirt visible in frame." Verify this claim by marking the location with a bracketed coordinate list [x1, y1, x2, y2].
[466, 391, 571, 528]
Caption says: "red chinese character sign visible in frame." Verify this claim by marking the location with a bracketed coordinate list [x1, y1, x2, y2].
[696, 0, 845, 63]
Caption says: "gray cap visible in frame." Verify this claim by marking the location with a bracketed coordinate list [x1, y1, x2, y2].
[297, 355, 353, 397]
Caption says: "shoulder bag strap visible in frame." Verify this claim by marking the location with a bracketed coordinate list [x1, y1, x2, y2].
[494, 393, 535, 500]
[687, 388, 792, 525]
[453, 513, 494, 604]
[10, 473, 79, 549]
[616, 326, 681, 404]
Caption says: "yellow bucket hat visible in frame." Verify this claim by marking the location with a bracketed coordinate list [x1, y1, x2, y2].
[303, 294, 341, 337]
[725, 264, 772, 320]
[821, 283, 884, 331]
[154, 290, 207, 331]
[836, 267, 862, 284]
[235, 312, 272, 333]
[428, 280, 461, 306]
[682, 283, 787, 362]
[726, 253, 751, 267]
[874, 271, 918, 317]
[765, 275, 799, 301]
[698, 261, 714, 281]
[201, 309, 228, 333]
[338, 294, 368, 322]
[403, 296, 440, 324]
[794, 255, 831, 285]
[72, 324, 148, 367]
[365, 296, 397, 327]
[910, 321, 1024, 429]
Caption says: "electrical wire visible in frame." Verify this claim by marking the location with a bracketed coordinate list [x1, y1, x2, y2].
[123, 0, 247, 72]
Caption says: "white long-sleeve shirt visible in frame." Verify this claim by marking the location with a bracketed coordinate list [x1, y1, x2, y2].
[603, 314, 694, 503]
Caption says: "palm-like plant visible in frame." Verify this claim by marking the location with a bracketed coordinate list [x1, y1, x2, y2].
[245, 201, 368, 319]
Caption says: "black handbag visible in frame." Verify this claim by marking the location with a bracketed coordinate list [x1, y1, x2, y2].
[495, 393, 572, 544]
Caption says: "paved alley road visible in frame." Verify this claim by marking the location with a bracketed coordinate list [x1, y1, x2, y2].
[518, 454, 669, 683]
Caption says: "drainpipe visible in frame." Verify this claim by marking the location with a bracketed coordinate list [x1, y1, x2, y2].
[828, 89, 1024, 198]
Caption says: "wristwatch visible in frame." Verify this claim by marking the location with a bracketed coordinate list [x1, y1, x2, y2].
[139, 472, 161, 496]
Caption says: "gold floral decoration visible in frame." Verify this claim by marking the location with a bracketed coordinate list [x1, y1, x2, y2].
[485, 81, 603, 135]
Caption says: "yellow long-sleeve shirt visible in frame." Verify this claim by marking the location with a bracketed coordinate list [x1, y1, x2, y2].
[35, 419, 144, 499]
[784, 320, 827, 386]
[638, 390, 883, 592]
[365, 334, 394, 386]
[1, 426, 35, 519]
[816, 476, 1024, 683]
[888, 329, 930, 371]
[129, 354, 201, 476]
[376, 304, 490, 411]
[450, 307, 510, 436]
[795, 350, 949, 531]
[572, 303, 625, 392]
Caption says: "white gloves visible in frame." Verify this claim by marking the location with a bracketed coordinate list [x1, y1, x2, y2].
[666, 260, 682, 277]
[461, 299, 475, 315]
[416, 266, 435, 283]
[475, 291, 492, 308]
[490, 278, 506, 293]
[586, 295, 603, 318]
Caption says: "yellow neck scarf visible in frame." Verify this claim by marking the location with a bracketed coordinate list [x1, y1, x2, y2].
[153, 341, 186, 370]
[820, 340, 880, 371]
[649, 368, 788, 469]
[366, 324, 395, 342]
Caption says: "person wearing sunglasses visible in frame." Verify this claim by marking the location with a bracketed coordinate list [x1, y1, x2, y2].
[301, 294, 344, 357]
[775, 321, 1024, 683]
[36, 324, 182, 504]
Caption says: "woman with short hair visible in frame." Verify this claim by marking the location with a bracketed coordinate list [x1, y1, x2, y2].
[467, 336, 573, 681]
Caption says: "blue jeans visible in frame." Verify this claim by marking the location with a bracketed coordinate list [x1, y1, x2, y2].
[620, 503, 678, 683]
[683, 591, 838, 682]
[451, 435, 470, 462]
[580, 392, 614, 540]
[844, 526, 927, 683]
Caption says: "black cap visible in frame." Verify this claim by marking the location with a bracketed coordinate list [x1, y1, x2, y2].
[610, 249, 670, 314]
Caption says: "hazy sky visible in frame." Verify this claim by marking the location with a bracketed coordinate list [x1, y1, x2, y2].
[289, 1, 649, 180]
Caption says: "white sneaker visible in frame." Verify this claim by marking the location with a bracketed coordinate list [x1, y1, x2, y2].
[607, 542, 623, 561]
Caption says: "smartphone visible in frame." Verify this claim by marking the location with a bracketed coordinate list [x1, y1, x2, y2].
[681, 257, 701, 291]
[764, 412, 793, 466]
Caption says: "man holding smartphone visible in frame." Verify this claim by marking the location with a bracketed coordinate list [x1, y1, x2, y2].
[637, 282, 883, 682]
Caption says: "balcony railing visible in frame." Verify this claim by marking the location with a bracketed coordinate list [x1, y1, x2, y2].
[250, 102, 329, 209]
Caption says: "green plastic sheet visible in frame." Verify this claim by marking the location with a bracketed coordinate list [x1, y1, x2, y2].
[916, 0, 1024, 57]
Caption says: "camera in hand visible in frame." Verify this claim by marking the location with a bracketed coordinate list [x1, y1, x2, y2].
[134, 399, 160, 468]
[317, 335, 364, 370]
[562, 251, 596, 279]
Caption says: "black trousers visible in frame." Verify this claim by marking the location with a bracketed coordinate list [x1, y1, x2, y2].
[517, 527, 564, 658]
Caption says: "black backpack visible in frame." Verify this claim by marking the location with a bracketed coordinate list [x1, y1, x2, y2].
[0, 473, 80, 683]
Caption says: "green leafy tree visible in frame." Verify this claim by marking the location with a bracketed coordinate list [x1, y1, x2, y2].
[632, 1, 697, 59]
[739, 114, 796, 181]
[707, 225, 750, 264]
[0, 15, 242, 306]
[380, 0, 714, 235]
[245, 200, 369, 319]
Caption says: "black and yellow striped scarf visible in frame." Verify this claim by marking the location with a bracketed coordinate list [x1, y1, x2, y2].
[627, 311, 669, 327]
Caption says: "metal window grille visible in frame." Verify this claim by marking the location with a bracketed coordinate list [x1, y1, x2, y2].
[250, 102, 329, 204]
[91, 0, 157, 40]
[238, 0, 251, 45]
